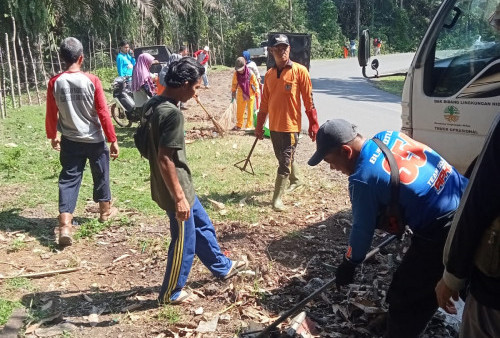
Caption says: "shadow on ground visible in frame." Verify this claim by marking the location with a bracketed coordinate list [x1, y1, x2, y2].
[0, 208, 91, 249]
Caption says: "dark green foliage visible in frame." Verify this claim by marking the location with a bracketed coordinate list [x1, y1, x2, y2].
[0, 0, 451, 66]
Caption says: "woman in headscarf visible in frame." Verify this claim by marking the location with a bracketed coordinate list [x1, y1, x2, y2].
[242, 50, 261, 86]
[131, 52, 157, 108]
[231, 57, 259, 130]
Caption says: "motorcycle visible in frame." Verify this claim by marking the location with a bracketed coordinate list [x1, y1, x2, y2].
[109, 76, 142, 127]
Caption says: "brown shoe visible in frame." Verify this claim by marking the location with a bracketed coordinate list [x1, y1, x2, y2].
[98, 201, 118, 222]
[58, 213, 73, 246]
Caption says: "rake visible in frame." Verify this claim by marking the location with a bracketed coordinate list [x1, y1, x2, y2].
[194, 96, 226, 136]
[234, 138, 258, 175]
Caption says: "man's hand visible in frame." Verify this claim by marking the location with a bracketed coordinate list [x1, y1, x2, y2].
[255, 111, 267, 140]
[231, 92, 236, 101]
[435, 278, 459, 314]
[175, 196, 191, 221]
[110, 141, 120, 160]
[51, 138, 61, 151]
[305, 108, 319, 142]
[335, 255, 357, 289]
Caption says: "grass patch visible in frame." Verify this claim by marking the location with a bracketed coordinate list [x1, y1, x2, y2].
[156, 305, 181, 324]
[4, 278, 34, 292]
[0, 105, 328, 231]
[74, 219, 112, 240]
[372, 75, 405, 96]
[8, 237, 27, 252]
[0, 298, 22, 326]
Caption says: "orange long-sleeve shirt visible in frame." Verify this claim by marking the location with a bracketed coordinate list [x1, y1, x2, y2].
[260, 61, 314, 133]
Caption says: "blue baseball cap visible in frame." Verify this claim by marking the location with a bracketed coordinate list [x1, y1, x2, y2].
[308, 119, 358, 166]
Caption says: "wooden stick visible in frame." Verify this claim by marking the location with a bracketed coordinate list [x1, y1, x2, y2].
[5, 33, 16, 109]
[51, 34, 62, 73]
[11, 17, 22, 107]
[37, 35, 48, 83]
[26, 36, 41, 105]
[18, 36, 32, 105]
[109, 33, 113, 68]
[92, 35, 96, 71]
[0, 267, 80, 280]
[0, 45, 6, 118]
[48, 35, 55, 76]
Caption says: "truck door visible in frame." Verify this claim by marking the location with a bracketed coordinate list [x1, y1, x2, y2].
[405, 0, 500, 173]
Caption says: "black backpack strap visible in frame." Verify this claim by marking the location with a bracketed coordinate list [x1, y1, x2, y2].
[372, 137, 403, 234]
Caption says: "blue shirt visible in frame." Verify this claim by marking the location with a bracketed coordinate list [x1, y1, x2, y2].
[116, 52, 135, 77]
[347, 131, 468, 263]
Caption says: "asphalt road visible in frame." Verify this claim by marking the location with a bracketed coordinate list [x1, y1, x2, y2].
[304, 53, 415, 138]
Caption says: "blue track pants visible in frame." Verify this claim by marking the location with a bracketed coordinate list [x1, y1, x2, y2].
[159, 196, 232, 303]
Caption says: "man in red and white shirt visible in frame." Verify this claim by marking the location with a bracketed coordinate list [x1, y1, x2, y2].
[193, 46, 210, 88]
[46, 37, 119, 246]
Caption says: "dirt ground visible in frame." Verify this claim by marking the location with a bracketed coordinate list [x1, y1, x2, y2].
[0, 69, 458, 337]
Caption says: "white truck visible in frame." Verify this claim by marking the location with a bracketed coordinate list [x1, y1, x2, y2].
[359, 0, 500, 174]
[248, 41, 268, 66]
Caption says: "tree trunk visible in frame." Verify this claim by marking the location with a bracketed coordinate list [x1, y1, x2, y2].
[0, 46, 5, 118]
[26, 36, 41, 105]
[11, 18, 22, 107]
[5, 33, 16, 109]
[356, 0, 360, 41]
[109, 33, 113, 68]
[18, 37, 32, 105]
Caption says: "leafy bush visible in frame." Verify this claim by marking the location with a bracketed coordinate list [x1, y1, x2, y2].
[92, 67, 117, 89]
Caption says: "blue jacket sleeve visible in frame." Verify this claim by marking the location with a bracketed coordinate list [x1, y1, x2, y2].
[347, 179, 379, 263]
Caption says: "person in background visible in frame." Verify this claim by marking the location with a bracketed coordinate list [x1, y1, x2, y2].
[158, 46, 189, 109]
[143, 58, 246, 305]
[131, 53, 157, 109]
[349, 39, 357, 57]
[307, 119, 468, 338]
[193, 46, 210, 89]
[375, 38, 382, 55]
[116, 40, 135, 77]
[255, 34, 319, 211]
[435, 115, 500, 338]
[343, 43, 349, 59]
[46, 37, 119, 247]
[231, 57, 259, 130]
[242, 50, 261, 87]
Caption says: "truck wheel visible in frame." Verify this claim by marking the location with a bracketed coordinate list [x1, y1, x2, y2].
[255, 60, 262, 66]
[111, 103, 132, 127]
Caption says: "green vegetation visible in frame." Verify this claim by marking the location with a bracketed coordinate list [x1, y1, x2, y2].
[156, 305, 181, 324]
[4, 278, 34, 293]
[372, 76, 406, 97]
[8, 238, 27, 252]
[1, 0, 441, 71]
[0, 105, 278, 238]
[0, 299, 21, 326]
[74, 219, 113, 240]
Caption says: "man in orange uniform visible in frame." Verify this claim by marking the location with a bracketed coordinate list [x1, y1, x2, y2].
[255, 34, 319, 211]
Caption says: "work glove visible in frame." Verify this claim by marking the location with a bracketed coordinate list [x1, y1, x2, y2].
[255, 111, 267, 140]
[305, 108, 319, 141]
[335, 255, 357, 289]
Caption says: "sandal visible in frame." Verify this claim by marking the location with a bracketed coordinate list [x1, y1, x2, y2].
[169, 289, 198, 305]
[223, 260, 247, 280]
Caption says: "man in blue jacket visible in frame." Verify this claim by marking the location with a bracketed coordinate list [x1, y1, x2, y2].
[116, 40, 135, 77]
[308, 119, 468, 338]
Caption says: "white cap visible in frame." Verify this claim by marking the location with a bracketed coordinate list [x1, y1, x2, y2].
[204, 46, 209, 52]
